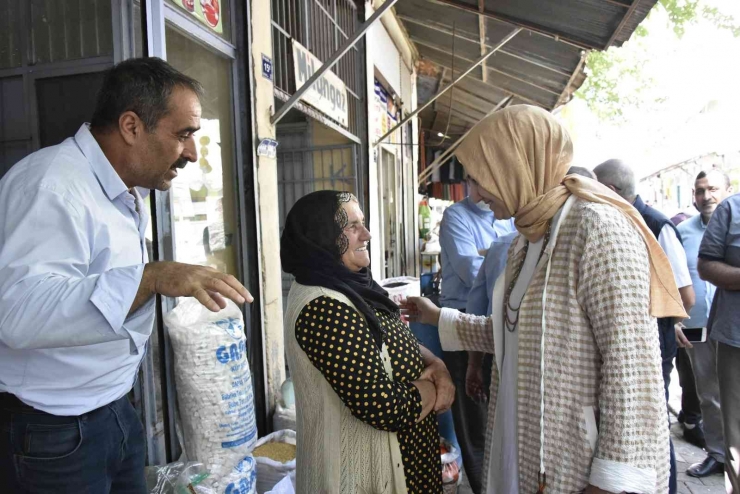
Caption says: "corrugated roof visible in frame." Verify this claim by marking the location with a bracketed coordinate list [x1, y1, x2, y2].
[396, 0, 657, 139]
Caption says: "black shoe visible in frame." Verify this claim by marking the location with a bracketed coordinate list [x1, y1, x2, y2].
[687, 456, 724, 478]
[678, 410, 685, 424]
[683, 421, 707, 449]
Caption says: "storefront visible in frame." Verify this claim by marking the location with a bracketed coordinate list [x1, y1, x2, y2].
[268, 0, 368, 305]
[366, 5, 420, 280]
[0, 0, 263, 466]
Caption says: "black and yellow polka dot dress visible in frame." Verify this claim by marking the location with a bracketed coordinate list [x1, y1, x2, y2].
[295, 296, 443, 494]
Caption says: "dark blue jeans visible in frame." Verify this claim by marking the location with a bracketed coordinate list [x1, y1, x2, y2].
[0, 394, 146, 493]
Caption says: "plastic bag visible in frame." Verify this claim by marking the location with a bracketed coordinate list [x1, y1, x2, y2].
[148, 461, 212, 494]
[251, 430, 297, 494]
[265, 473, 296, 494]
[441, 438, 461, 494]
[165, 299, 257, 476]
[215, 455, 257, 494]
[148, 456, 257, 494]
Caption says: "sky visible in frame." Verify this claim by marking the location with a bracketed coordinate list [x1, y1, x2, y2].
[559, 0, 740, 178]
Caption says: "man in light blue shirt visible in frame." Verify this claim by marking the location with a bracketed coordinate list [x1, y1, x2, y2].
[0, 58, 252, 493]
[438, 176, 515, 493]
[677, 169, 733, 478]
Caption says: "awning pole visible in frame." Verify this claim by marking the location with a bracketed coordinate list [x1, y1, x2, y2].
[374, 27, 521, 146]
[419, 95, 512, 183]
[270, 0, 400, 125]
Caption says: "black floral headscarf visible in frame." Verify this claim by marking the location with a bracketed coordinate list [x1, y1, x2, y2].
[280, 190, 399, 348]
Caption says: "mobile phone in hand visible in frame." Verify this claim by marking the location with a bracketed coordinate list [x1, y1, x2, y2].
[683, 327, 707, 343]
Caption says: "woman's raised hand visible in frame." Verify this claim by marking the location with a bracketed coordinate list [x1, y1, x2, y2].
[400, 297, 442, 326]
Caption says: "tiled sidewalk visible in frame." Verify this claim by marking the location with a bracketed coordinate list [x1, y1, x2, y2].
[669, 368, 726, 494]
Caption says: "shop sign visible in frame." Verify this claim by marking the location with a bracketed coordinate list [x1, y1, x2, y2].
[291, 40, 349, 128]
[261, 54, 273, 81]
[172, 0, 223, 34]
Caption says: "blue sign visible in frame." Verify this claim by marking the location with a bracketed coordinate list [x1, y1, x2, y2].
[262, 54, 273, 81]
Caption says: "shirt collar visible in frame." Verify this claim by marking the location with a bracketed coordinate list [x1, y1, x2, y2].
[74, 124, 129, 202]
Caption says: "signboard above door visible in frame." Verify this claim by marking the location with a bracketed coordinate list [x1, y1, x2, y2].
[291, 40, 349, 128]
[171, 0, 223, 34]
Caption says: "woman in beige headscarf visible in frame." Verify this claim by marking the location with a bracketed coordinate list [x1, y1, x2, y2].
[404, 105, 685, 494]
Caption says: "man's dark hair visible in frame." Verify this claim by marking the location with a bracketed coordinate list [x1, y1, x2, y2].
[90, 57, 203, 133]
[696, 169, 731, 189]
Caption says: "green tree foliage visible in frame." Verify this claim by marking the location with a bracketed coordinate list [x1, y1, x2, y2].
[576, 0, 739, 123]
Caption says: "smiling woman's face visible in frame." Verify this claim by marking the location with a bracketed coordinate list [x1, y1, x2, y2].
[340, 200, 372, 272]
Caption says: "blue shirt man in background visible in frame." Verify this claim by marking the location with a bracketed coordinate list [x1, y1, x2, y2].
[698, 189, 740, 492]
[0, 58, 252, 493]
[438, 175, 515, 493]
[677, 169, 733, 479]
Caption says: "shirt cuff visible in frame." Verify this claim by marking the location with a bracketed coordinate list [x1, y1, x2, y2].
[589, 457, 657, 494]
[90, 264, 147, 337]
[439, 308, 464, 351]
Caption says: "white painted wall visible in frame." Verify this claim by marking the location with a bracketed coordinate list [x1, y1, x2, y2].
[365, 2, 418, 280]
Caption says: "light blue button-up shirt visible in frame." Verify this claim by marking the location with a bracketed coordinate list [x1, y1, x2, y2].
[466, 232, 518, 316]
[677, 214, 715, 328]
[439, 197, 516, 309]
[0, 124, 155, 416]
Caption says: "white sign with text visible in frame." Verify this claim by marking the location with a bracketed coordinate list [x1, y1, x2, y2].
[292, 40, 349, 127]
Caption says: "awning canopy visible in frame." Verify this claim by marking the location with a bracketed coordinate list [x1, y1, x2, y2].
[396, 0, 658, 139]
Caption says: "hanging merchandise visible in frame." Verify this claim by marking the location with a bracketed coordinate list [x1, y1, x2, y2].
[419, 198, 432, 239]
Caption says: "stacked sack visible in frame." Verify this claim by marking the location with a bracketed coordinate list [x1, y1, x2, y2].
[166, 299, 258, 493]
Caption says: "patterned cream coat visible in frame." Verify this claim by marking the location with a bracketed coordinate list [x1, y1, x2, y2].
[439, 197, 670, 493]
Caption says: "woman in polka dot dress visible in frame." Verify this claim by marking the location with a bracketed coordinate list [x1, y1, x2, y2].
[281, 190, 455, 494]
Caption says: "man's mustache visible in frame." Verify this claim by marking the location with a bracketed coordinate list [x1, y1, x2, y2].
[172, 158, 188, 169]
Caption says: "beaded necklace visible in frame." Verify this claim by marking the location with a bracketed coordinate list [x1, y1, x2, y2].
[503, 221, 552, 333]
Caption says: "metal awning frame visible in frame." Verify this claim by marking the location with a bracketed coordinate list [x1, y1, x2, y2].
[270, 0, 400, 125]
[374, 27, 522, 146]
[419, 94, 513, 182]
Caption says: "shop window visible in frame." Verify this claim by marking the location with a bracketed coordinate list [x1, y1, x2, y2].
[36, 72, 105, 148]
[29, 0, 113, 64]
[166, 0, 231, 42]
[165, 27, 238, 277]
[0, 77, 30, 178]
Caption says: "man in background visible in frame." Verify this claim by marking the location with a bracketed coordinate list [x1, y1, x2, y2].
[677, 169, 733, 478]
[698, 186, 740, 492]
[438, 175, 515, 492]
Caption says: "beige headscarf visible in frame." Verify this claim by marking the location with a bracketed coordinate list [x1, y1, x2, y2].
[454, 105, 686, 318]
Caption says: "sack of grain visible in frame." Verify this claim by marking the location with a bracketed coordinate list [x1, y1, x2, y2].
[251, 430, 297, 494]
[165, 299, 257, 478]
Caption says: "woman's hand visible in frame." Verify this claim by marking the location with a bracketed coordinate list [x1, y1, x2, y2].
[420, 358, 455, 413]
[400, 296, 441, 326]
[465, 355, 486, 404]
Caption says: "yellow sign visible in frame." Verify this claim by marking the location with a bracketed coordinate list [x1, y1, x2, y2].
[172, 0, 223, 34]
